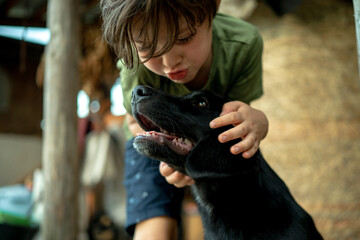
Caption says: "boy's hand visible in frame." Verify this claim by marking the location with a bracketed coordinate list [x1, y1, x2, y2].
[159, 162, 195, 188]
[209, 101, 268, 158]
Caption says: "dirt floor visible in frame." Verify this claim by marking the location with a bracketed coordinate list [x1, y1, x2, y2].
[220, 0, 360, 239]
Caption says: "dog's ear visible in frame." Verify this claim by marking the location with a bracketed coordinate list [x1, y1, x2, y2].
[185, 128, 259, 180]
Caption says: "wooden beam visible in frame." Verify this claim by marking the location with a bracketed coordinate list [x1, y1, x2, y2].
[354, 0, 360, 81]
[42, 0, 80, 239]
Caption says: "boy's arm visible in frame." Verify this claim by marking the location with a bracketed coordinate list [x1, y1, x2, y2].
[133, 217, 179, 240]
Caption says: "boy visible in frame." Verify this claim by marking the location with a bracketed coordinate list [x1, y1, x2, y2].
[100, 0, 268, 239]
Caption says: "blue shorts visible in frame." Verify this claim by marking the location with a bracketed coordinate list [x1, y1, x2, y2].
[124, 138, 184, 235]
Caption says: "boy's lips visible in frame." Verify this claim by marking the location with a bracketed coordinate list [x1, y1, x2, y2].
[167, 69, 188, 80]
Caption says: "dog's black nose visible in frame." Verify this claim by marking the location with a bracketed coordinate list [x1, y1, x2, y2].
[132, 85, 154, 103]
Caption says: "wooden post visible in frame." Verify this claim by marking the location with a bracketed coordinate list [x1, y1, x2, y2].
[42, 0, 80, 239]
[354, 0, 360, 80]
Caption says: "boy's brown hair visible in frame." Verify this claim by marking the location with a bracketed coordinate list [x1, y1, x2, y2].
[100, 0, 218, 69]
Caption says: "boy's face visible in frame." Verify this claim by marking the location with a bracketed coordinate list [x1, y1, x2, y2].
[133, 16, 213, 88]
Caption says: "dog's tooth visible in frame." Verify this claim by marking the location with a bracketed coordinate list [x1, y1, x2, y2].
[184, 139, 192, 145]
[162, 129, 169, 134]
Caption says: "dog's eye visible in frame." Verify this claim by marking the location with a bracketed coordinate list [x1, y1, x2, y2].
[198, 101, 207, 108]
[192, 97, 208, 108]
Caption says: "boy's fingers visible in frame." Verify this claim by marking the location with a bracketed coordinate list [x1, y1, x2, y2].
[165, 171, 184, 185]
[167, 172, 194, 188]
[221, 101, 244, 116]
[242, 146, 258, 159]
[159, 162, 175, 177]
[241, 139, 259, 158]
[210, 112, 243, 129]
[218, 124, 248, 143]
[160, 163, 195, 187]
[230, 134, 257, 156]
[220, 107, 235, 116]
[174, 176, 195, 188]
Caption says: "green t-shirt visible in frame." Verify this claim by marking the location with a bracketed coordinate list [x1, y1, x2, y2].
[118, 13, 263, 140]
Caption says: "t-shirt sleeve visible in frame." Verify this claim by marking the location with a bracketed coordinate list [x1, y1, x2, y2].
[117, 60, 137, 115]
[227, 30, 263, 104]
[118, 61, 161, 116]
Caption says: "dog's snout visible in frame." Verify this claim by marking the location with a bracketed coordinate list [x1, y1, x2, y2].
[132, 86, 154, 103]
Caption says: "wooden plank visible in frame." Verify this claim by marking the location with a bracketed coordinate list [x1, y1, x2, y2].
[42, 0, 80, 239]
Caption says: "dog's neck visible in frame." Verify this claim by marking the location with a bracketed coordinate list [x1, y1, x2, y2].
[184, 127, 260, 181]
[190, 155, 298, 239]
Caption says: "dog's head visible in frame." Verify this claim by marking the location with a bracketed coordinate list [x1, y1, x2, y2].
[132, 85, 258, 180]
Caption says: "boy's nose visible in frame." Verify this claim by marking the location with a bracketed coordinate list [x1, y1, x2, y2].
[161, 48, 182, 68]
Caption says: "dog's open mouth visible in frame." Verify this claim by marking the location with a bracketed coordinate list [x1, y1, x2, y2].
[135, 114, 195, 155]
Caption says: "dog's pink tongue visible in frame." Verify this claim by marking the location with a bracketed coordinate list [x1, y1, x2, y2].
[136, 131, 194, 154]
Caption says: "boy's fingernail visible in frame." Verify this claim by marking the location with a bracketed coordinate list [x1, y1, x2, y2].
[220, 135, 227, 142]
[232, 146, 240, 154]
[210, 121, 216, 128]
[187, 178, 195, 185]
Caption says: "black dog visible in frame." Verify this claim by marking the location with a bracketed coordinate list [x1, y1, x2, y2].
[131, 85, 323, 240]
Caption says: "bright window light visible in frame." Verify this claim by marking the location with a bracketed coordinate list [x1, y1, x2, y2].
[110, 78, 127, 116]
[77, 90, 90, 118]
[0, 25, 50, 45]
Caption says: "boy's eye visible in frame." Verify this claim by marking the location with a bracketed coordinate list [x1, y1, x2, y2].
[177, 35, 193, 45]
[137, 34, 193, 53]
[137, 45, 151, 53]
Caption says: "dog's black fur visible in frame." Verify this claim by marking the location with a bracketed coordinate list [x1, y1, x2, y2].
[131, 85, 323, 240]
